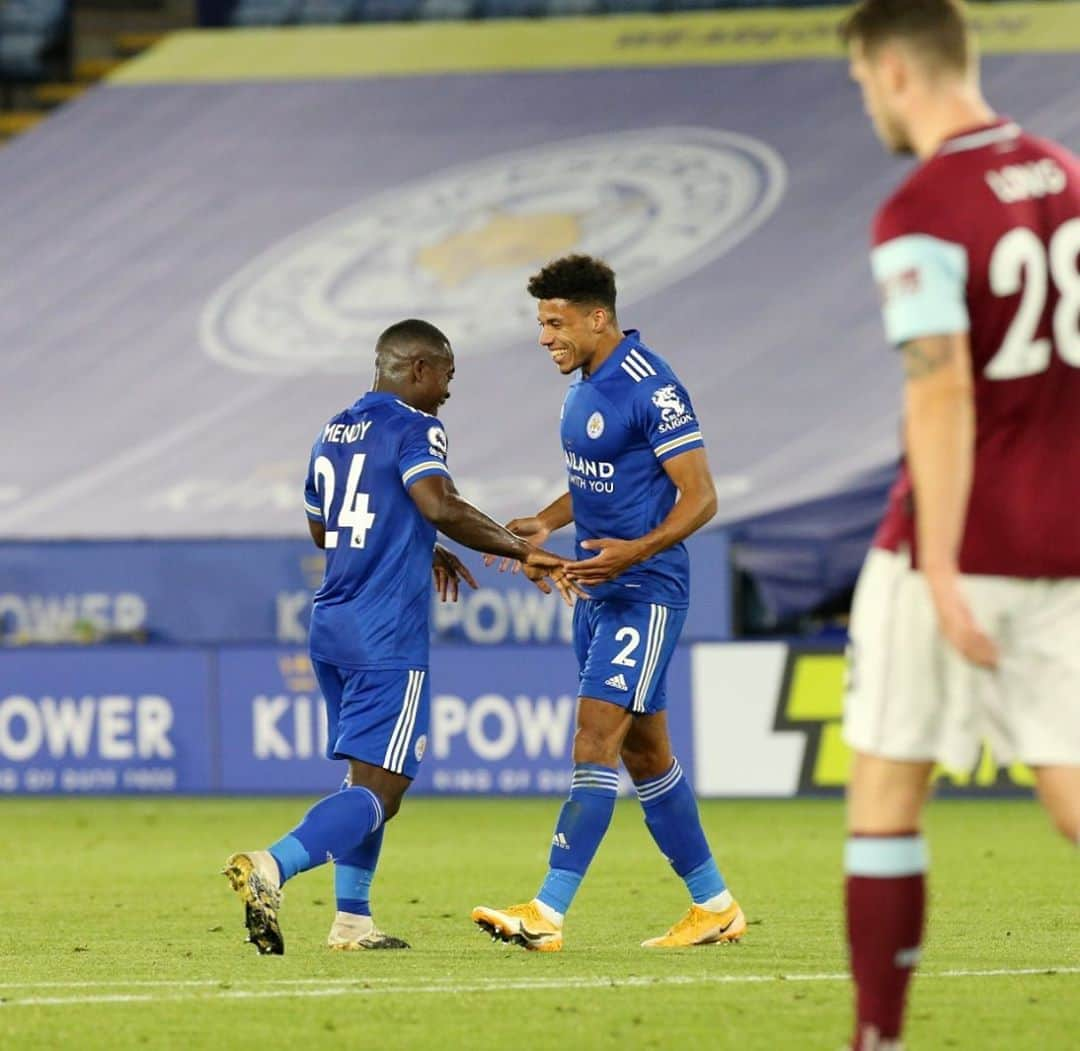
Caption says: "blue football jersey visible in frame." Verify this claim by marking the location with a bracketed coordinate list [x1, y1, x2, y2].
[303, 391, 451, 670]
[561, 331, 705, 608]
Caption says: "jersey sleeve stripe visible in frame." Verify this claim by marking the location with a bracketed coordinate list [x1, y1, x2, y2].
[401, 460, 451, 486]
[626, 348, 656, 376]
[621, 359, 646, 382]
[304, 501, 322, 518]
[653, 431, 704, 458]
[870, 234, 969, 345]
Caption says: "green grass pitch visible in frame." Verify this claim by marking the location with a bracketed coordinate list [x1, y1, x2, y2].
[0, 796, 1076, 1049]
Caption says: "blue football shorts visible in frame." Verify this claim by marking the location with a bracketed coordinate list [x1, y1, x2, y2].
[312, 660, 430, 779]
[573, 597, 687, 715]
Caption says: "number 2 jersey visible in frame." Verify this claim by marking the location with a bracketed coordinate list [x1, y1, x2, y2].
[303, 391, 451, 669]
[870, 119, 1080, 577]
[561, 330, 705, 607]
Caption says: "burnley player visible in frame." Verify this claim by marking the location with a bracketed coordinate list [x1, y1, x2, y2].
[223, 319, 576, 955]
[841, 2, 1080, 1047]
[471, 255, 746, 951]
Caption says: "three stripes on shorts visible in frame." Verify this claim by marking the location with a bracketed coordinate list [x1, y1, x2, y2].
[383, 669, 425, 774]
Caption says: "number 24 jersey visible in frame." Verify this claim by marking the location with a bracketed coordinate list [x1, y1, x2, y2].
[303, 391, 451, 670]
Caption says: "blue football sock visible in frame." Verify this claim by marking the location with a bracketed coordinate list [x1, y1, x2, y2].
[536, 763, 619, 916]
[636, 759, 727, 904]
[334, 825, 385, 916]
[268, 786, 384, 884]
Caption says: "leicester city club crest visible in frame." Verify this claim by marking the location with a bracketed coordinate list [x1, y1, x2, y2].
[200, 128, 786, 374]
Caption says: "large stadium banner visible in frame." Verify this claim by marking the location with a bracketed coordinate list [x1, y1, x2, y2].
[0, 643, 1033, 797]
[0, 648, 213, 794]
[5, 6, 1076, 550]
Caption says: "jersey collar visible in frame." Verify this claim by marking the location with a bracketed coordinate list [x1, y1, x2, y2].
[586, 329, 641, 382]
[355, 390, 401, 407]
[935, 117, 1020, 157]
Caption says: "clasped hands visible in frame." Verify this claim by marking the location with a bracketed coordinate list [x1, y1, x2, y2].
[481, 517, 646, 601]
[431, 533, 586, 607]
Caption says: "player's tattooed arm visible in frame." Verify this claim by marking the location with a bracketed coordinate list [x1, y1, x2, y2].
[902, 332, 998, 668]
[899, 335, 957, 380]
[901, 333, 973, 575]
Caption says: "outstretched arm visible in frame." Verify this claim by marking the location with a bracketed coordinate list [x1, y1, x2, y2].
[532, 491, 574, 535]
[410, 475, 533, 559]
[409, 475, 584, 603]
[567, 448, 717, 585]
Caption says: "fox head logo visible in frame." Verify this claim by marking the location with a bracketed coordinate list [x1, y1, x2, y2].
[651, 384, 687, 422]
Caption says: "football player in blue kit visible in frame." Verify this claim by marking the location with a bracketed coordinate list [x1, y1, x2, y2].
[472, 256, 746, 951]
[223, 319, 576, 955]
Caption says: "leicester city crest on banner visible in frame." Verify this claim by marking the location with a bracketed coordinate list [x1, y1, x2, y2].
[200, 128, 786, 374]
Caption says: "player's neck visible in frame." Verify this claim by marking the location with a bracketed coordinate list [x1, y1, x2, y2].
[909, 87, 996, 160]
[371, 380, 409, 403]
[581, 329, 624, 378]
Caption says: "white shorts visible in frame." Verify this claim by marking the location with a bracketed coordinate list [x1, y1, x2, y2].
[843, 548, 1080, 771]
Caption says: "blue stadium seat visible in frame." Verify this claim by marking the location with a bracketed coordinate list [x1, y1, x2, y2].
[0, 0, 66, 32]
[478, 0, 544, 19]
[602, 0, 665, 13]
[229, 0, 301, 26]
[544, 0, 600, 15]
[296, 0, 361, 21]
[357, 0, 421, 20]
[417, 0, 476, 20]
[0, 31, 50, 79]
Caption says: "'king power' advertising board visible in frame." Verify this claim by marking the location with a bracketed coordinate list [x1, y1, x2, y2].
[0, 644, 1033, 798]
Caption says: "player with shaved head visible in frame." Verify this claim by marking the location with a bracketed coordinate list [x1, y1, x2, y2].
[223, 318, 577, 955]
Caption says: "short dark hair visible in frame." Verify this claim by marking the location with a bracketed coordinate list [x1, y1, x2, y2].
[840, 0, 971, 73]
[375, 318, 450, 359]
[527, 255, 617, 315]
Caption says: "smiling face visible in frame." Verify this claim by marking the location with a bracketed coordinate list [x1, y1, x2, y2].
[536, 298, 609, 376]
[415, 347, 455, 414]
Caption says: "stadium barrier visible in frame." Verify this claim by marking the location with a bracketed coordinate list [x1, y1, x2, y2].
[0, 641, 1032, 797]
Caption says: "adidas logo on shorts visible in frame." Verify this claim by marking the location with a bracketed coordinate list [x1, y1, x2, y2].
[604, 673, 629, 692]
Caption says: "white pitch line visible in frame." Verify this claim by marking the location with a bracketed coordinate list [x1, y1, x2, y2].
[0, 967, 1076, 1009]
[0, 977, 401, 990]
